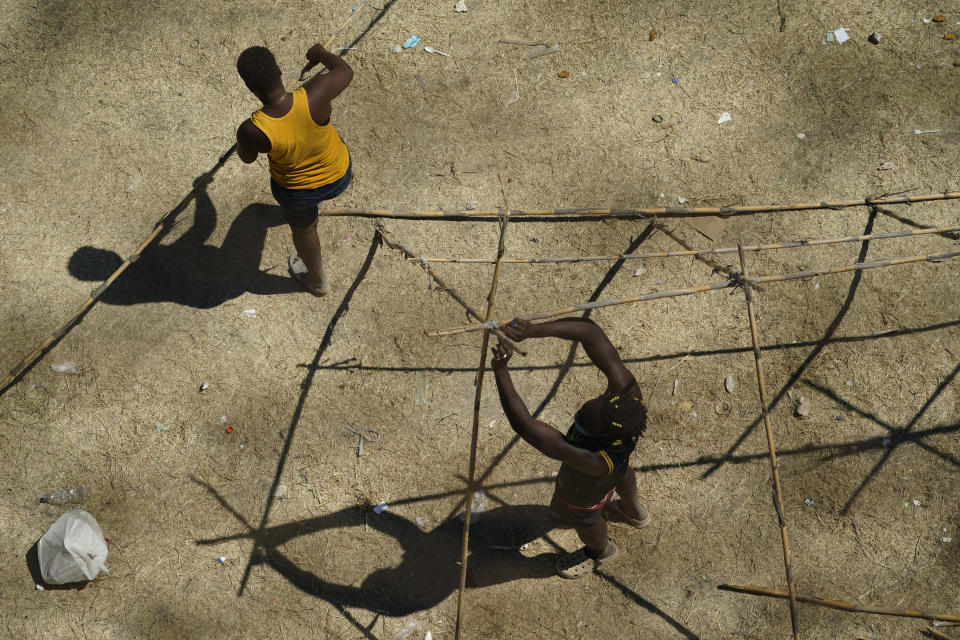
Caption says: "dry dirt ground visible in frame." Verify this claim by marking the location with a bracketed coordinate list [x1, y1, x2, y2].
[1, 1, 959, 638]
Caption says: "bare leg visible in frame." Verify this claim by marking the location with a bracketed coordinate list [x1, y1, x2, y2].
[614, 466, 648, 521]
[289, 220, 331, 295]
[574, 520, 615, 558]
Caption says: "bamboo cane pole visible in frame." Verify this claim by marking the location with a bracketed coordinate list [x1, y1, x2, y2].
[426, 249, 960, 337]
[737, 243, 799, 639]
[718, 583, 960, 623]
[375, 225, 527, 356]
[926, 627, 954, 640]
[316, 191, 960, 220]
[0, 6, 373, 396]
[409, 224, 960, 265]
[455, 176, 512, 640]
[877, 206, 960, 241]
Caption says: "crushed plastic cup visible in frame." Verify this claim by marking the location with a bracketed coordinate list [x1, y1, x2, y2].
[402, 34, 420, 49]
[50, 362, 81, 375]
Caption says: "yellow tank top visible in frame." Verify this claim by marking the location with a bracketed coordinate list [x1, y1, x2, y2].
[250, 88, 350, 189]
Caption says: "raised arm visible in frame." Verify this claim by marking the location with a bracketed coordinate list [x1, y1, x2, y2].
[300, 44, 353, 101]
[502, 318, 635, 393]
[490, 341, 609, 477]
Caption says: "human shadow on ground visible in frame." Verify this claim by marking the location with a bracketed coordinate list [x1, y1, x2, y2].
[196, 492, 559, 617]
[67, 179, 298, 308]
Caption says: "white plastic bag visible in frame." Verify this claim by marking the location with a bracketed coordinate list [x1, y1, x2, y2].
[37, 510, 109, 584]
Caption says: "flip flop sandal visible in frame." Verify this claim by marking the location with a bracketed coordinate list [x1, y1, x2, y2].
[288, 254, 328, 297]
[604, 499, 652, 528]
[555, 543, 619, 579]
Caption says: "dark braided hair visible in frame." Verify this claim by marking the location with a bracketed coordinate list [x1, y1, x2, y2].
[236, 46, 282, 95]
[596, 387, 647, 439]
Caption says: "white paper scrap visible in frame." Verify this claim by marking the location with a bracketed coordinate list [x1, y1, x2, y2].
[833, 28, 850, 44]
[717, 112, 732, 124]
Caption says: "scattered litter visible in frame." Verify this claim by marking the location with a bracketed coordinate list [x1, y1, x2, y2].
[878, 161, 895, 170]
[424, 45, 451, 57]
[373, 501, 388, 514]
[796, 132, 806, 140]
[804, 498, 814, 507]
[465, 201, 479, 210]
[944, 537, 953, 543]
[717, 112, 733, 125]
[40, 485, 90, 506]
[35, 584, 44, 590]
[155, 422, 168, 432]
[946, 33, 957, 40]
[659, 192, 665, 198]
[677, 196, 688, 204]
[219, 415, 228, 423]
[402, 35, 420, 49]
[912, 129, 942, 134]
[243, 308, 256, 317]
[557, 70, 570, 78]
[882, 438, 891, 447]
[500, 69, 519, 107]
[414, 74, 428, 91]
[488, 419, 496, 428]
[830, 28, 850, 44]
[933, 15, 946, 23]
[724, 375, 735, 393]
[845, 380, 853, 387]
[216, 556, 227, 564]
[391, 621, 417, 640]
[415, 370, 429, 405]
[50, 362, 80, 375]
[199, 381, 209, 392]
[415, 516, 426, 529]
[393, 45, 402, 53]
[649, 29, 659, 41]
[524, 43, 559, 59]
[225, 425, 234, 434]
[793, 394, 811, 418]
[346, 425, 380, 456]
[460, 491, 488, 524]
[913, 499, 922, 507]
[671, 77, 679, 84]
[673, 378, 679, 396]
[868, 31, 882, 45]
[273, 484, 288, 499]
[715, 401, 731, 416]
[335, 234, 352, 247]
[38, 510, 109, 584]
[453, 0, 467, 12]
[652, 115, 663, 123]
[814, 280, 820, 290]
[424, 632, 433, 640]
[633, 265, 646, 277]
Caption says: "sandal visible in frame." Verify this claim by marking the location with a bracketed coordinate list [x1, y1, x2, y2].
[555, 542, 619, 579]
[604, 499, 652, 528]
[288, 255, 330, 297]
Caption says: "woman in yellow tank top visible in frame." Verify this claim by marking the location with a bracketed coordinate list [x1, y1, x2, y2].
[236, 43, 354, 296]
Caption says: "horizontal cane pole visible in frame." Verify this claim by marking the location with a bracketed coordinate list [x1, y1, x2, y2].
[426, 249, 960, 337]
[319, 191, 960, 220]
[409, 224, 960, 264]
[718, 583, 960, 623]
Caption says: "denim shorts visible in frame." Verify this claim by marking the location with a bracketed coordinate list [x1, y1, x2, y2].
[270, 158, 352, 228]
